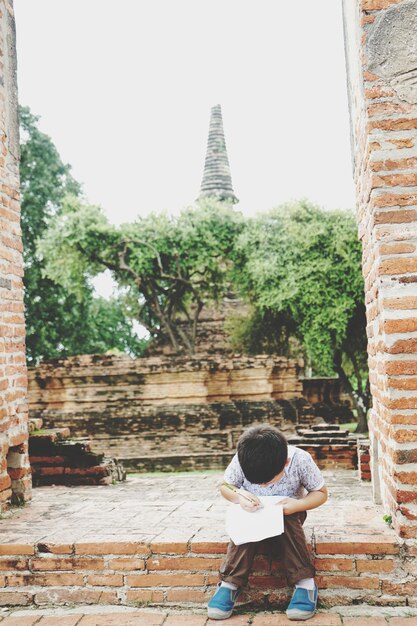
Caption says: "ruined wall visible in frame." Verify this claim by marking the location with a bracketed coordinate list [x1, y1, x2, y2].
[28, 354, 302, 469]
[0, 0, 31, 508]
[343, 0, 417, 537]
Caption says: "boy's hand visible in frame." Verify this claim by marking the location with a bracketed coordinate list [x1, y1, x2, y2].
[238, 491, 263, 512]
[279, 497, 302, 516]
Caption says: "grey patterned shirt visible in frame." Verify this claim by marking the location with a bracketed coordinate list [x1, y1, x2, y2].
[224, 445, 325, 499]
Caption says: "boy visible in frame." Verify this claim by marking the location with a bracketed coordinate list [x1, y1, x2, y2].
[207, 424, 328, 621]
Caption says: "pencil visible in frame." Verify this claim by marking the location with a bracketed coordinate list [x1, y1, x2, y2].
[222, 482, 261, 506]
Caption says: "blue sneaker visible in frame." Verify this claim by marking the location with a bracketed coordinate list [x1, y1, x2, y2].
[207, 583, 240, 620]
[286, 583, 318, 621]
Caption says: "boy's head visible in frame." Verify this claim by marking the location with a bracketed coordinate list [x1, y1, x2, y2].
[237, 424, 288, 485]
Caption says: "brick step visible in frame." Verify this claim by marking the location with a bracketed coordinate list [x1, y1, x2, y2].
[29, 439, 93, 456]
[0, 533, 404, 610]
[288, 436, 355, 446]
[296, 429, 349, 438]
[311, 423, 341, 431]
[123, 451, 234, 472]
[30, 448, 101, 468]
[31, 458, 126, 487]
[31, 399, 294, 435]
[29, 428, 71, 444]
[29, 429, 126, 487]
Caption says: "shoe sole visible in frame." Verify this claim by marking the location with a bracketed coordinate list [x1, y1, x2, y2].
[286, 609, 316, 621]
[207, 607, 234, 620]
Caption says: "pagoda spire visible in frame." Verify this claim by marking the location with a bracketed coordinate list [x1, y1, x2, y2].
[199, 104, 238, 204]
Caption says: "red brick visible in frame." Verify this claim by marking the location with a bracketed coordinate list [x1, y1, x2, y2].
[108, 558, 145, 571]
[0, 544, 34, 556]
[315, 540, 398, 555]
[147, 556, 222, 571]
[383, 580, 417, 595]
[362, 0, 401, 8]
[7, 572, 84, 586]
[369, 118, 417, 132]
[0, 591, 32, 606]
[150, 542, 188, 554]
[384, 319, 417, 334]
[380, 243, 416, 255]
[37, 542, 73, 554]
[314, 558, 354, 572]
[128, 573, 204, 587]
[392, 139, 415, 149]
[191, 541, 228, 553]
[379, 257, 417, 276]
[87, 573, 123, 586]
[248, 575, 286, 589]
[396, 470, 417, 485]
[384, 297, 417, 310]
[369, 102, 412, 119]
[356, 558, 395, 573]
[34, 588, 117, 605]
[165, 589, 211, 602]
[125, 589, 164, 603]
[74, 541, 149, 555]
[393, 429, 417, 443]
[316, 574, 379, 589]
[32, 557, 104, 571]
[385, 338, 417, 354]
[0, 558, 28, 570]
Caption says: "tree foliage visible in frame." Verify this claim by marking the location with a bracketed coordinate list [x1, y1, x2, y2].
[20, 106, 145, 363]
[40, 198, 243, 355]
[231, 200, 369, 430]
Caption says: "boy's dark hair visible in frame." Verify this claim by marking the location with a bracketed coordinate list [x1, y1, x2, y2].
[237, 425, 288, 484]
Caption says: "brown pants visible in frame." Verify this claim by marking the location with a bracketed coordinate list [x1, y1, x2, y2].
[220, 511, 315, 588]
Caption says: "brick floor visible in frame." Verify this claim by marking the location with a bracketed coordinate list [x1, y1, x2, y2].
[0, 471, 388, 548]
[1, 610, 417, 625]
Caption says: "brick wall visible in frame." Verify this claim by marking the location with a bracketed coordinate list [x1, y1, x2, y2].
[0, 0, 31, 508]
[0, 534, 410, 609]
[342, 0, 417, 537]
[28, 354, 302, 470]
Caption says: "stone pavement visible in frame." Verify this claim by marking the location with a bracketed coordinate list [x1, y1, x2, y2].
[1, 606, 417, 625]
[0, 470, 386, 546]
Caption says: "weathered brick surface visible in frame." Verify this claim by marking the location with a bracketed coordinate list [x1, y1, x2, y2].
[0, 1, 31, 510]
[27, 353, 304, 471]
[343, 0, 417, 537]
[0, 528, 409, 609]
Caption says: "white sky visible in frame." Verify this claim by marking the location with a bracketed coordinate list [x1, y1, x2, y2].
[14, 0, 356, 226]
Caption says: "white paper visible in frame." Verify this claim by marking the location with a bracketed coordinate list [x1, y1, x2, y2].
[225, 495, 285, 545]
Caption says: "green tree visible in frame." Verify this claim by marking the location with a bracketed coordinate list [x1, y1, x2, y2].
[20, 106, 145, 362]
[232, 200, 369, 432]
[39, 197, 243, 355]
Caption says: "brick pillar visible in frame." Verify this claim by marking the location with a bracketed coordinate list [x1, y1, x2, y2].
[0, 0, 31, 508]
[343, 0, 417, 537]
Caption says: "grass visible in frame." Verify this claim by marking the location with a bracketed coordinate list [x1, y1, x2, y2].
[343, 421, 369, 436]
